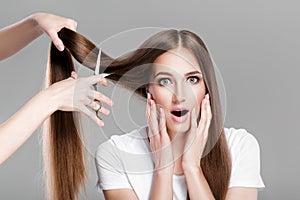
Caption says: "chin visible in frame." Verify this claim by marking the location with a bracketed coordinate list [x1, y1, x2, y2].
[167, 121, 190, 135]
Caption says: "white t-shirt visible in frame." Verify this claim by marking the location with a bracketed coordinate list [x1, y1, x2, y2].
[95, 127, 265, 199]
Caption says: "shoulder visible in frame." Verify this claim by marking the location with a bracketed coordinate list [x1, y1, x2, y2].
[95, 127, 154, 175]
[95, 127, 150, 158]
[224, 127, 261, 153]
[224, 127, 265, 188]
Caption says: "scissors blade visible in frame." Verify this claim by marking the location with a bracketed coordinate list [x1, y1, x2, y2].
[94, 48, 101, 75]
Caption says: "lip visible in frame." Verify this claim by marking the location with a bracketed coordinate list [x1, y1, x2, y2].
[170, 107, 189, 123]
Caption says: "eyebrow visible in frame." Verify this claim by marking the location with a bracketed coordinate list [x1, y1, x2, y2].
[154, 71, 202, 78]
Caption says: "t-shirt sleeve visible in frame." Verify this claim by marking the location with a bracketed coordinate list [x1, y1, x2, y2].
[228, 129, 265, 189]
[95, 140, 132, 191]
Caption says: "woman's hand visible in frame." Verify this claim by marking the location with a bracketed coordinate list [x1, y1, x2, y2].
[146, 93, 174, 199]
[182, 94, 212, 170]
[146, 92, 174, 171]
[46, 71, 113, 126]
[33, 12, 77, 51]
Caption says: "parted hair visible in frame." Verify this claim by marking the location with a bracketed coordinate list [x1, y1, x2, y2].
[43, 28, 231, 200]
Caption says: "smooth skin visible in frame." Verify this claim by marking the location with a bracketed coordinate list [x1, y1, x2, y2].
[102, 48, 258, 199]
[0, 12, 77, 60]
[0, 13, 113, 165]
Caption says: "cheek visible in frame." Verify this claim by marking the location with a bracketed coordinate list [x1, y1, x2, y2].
[194, 85, 206, 108]
[149, 85, 172, 107]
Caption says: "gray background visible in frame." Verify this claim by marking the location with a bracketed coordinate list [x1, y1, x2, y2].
[0, 0, 299, 199]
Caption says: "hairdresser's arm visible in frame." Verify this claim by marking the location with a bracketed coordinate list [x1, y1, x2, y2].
[0, 12, 77, 60]
[0, 87, 58, 164]
[0, 73, 113, 165]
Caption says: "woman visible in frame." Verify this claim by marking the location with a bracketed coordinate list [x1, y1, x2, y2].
[48, 28, 264, 200]
[0, 12, 113, 165]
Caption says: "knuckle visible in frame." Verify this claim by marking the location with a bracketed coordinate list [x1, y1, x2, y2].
[93, 103, 98, 110]
[95, 92, 102, 100]
[66, 18, 75, 25]
[83, 98, 90, 105]
[98, 93, 104, 100]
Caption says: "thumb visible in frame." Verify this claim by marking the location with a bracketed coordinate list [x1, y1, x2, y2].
[49, 30, 64, 51]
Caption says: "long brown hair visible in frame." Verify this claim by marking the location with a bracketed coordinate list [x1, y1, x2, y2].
[44, 28, 231, 200]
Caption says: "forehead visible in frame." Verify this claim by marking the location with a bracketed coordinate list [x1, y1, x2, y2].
[153, 48, 201, 74]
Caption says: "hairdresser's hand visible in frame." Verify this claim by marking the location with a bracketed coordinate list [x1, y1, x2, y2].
[33, 12, 77, 51]
[182, 94, 211, 170]
[47, 72, 113, 126]
[146, 93, 174, 171]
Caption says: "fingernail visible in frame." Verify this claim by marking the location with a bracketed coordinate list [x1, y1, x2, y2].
[150, 99, 154, 106]
[72, 71, 77, 76]
[104, 79, 108, 86]
[58, 44, 64, 51]
[98, 120, 104, 126]
[147, 92, 150, 100]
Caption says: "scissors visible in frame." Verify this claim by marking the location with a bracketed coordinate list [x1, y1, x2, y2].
[93, 48, 102, 120]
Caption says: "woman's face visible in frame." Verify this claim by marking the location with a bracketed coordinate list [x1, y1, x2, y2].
[148, 48, 206, 136]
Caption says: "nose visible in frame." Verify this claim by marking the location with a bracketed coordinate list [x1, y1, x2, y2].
[172, 84, 186, 104]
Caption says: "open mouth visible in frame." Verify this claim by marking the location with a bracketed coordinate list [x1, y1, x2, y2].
[170, 109, 189, 123]
[171, 110, 189, 117]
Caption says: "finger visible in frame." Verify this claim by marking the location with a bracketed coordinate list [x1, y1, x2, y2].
[49, 30, 64, 51]
[159, 107, 167, 137]
[87, 100, 110, 116]
[89, 90, 113, 107]
[79, 105, 104, 126]
[187, 108, 197, 141]
[89, 74, 108, 86]
[197, 97, 207, 133]
[206, 94, 212, 121]
[96, 105, 110, 116]
[203, 95, 212, 136]
[190, 108, 197, 133]
[148, 99, 159, 137]
[145, 92, 151, 120]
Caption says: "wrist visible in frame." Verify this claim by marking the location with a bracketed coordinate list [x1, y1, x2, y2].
[182, 162, 202, 174]
[30, 12, 44, 34]
[40, 87, 59, 115]
[154, 165, 174, 176]
[31, 12, 42, 23]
